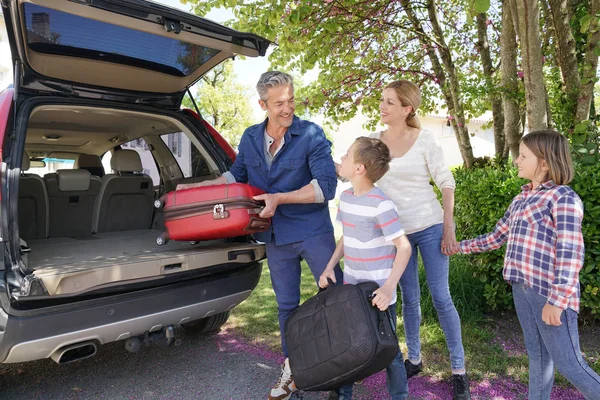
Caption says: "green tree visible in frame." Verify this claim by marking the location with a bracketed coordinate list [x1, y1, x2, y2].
[183, 61, 255, 148]
[184, 0, 599, 166]
[185, 0, 484, 167]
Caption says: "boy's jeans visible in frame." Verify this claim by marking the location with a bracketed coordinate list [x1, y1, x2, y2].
[512, 282, 600, 400]
[336, 304, 409, 400]
[400, 223, 465, 370]
[265, 231, 343, 357]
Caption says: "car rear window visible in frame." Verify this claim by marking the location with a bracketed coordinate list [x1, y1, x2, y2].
[23, 3, 220, 77]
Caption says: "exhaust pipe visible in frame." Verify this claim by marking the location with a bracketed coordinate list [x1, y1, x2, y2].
[51, 341, 98, 364]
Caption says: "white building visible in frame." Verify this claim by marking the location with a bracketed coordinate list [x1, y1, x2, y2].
[330, 110, 495, 168]
[329, 110, 496, 201]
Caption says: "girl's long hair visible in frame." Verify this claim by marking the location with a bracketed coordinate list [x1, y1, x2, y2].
[521, 130, 574, 185]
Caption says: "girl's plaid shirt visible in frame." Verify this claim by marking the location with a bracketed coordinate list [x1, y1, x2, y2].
[459, 181, 585, 312]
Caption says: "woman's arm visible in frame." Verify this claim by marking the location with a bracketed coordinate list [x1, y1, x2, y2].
[441, 188, 457, 255]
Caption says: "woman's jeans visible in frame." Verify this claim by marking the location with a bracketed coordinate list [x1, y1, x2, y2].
[512, 282, 600, 400]
[400, 223, 465, 370]
[336, 304, 408, 400]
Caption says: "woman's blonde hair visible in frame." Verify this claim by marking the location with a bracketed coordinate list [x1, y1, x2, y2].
[385, 80, 422, 129]
[521, 130, 574, 185]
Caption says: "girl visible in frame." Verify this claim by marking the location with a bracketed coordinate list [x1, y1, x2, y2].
[451, 130, 600, 399]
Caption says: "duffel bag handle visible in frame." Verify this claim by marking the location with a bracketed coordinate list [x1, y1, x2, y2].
[317, 278, 336, 294]
[367, 292, 397, 336]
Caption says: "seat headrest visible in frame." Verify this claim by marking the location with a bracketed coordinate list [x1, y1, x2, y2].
[110, 150, 143, 173]
[75, 153, 105, 177]
[57, 169, 91, 192]
[22, 150, 30, 171]
[75, 154, 103, 169]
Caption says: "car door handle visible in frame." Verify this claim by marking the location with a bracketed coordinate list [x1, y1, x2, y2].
[228, 250, 256, 261]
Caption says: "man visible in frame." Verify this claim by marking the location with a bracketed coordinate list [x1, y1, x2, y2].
[178, 71, 343, 400]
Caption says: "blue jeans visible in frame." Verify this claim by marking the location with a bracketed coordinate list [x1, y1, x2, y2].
[266, 231, 343, 357]
[399, 223, 465, 370]
[512, 282, 600, 400]
[336, 304, 408, 400]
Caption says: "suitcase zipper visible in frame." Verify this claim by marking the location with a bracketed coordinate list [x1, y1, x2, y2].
[164, 198, 265, 220]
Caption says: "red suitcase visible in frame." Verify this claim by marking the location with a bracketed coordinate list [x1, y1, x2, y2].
[155, 183, 270, 245]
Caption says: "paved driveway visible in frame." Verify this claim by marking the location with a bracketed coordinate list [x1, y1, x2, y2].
[0, 327, 374, 400]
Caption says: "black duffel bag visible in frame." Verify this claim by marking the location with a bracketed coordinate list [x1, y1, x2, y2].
[284, 281, 399, 391]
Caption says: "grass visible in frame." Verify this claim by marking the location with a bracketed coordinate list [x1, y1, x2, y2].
[226, 253, 598, 390]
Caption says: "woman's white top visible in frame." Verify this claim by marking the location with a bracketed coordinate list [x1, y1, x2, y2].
[370, 130, 455, 234]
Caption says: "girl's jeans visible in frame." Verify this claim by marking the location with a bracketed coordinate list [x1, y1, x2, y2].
[512, 282, 600, 400]
[400, 223, 466, 370]
[336, 304, 408, 400]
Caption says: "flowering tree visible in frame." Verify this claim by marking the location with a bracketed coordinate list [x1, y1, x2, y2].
[184, 0, 599, 165]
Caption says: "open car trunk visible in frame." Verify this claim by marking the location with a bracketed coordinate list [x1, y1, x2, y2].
[25, 230, 265, 296]
[13, 101, 264, 298]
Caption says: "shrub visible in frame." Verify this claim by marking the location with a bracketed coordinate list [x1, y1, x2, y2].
[452, 162, 600, 317]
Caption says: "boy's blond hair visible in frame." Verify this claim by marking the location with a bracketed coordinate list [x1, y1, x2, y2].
[521, 130, 574, 185]
[352, 137, 392, 183]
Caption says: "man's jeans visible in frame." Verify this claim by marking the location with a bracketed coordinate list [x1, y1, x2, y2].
[266, 231, 343, 357]
[335, 304, 408, 400]
[512, 282, 600, 400]
[399, 223, 465, 370]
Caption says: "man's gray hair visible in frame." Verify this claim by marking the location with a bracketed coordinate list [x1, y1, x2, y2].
[256, 71, 294, 102]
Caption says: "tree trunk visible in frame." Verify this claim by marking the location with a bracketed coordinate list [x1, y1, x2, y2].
[476, 13, 505, 160]
[547, 0, 580, 123]
[425, 0, 475, 167]
[400, 0, 475, 167]
[513, 0, 549, 131]
[501, 0, 522, 160]
[575, 0, 600, 124]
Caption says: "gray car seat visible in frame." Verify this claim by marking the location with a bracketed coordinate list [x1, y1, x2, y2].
[19, 150, 49, 240]
[93, 149, 154, 233]
[74, 153, 105, 178]
[45, 169, 101, 238]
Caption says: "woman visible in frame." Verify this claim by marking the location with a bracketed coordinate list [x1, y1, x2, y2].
[372, 80, 470, 400]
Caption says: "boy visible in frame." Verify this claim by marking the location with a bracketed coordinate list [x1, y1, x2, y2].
[319, 137, 412, 400]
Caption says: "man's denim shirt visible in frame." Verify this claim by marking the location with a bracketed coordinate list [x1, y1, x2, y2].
[226, 116, 337, 245]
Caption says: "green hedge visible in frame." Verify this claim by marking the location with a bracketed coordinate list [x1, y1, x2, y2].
[453, 162, 600, 317]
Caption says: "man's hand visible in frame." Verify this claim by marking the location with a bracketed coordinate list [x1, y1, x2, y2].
[318, 267, 337, 289]
[371, 285, 394, 311]
[542, 303, 563, 326]
[254, 193, 281, 218]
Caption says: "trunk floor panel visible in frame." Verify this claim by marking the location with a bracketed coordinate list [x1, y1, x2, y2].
[25, 230, 265, 295]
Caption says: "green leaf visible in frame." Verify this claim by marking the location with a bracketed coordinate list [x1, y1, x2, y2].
[574, 120, 591, 133]
[582, 155, 596, 164]
[595, 43, 600, 57]
[581, 14, 593, 33]
[473, 0, 490, 13]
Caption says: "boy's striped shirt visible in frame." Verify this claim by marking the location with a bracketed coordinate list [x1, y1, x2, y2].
[337, 187, 404, 304]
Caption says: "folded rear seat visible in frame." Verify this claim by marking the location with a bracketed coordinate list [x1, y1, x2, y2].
[45, 169, 101, 238]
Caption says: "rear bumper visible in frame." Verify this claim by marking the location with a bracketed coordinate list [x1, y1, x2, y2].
[0, 262, 262, 363]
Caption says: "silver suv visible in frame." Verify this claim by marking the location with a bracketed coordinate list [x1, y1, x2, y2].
[0, 0, 270, 365]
